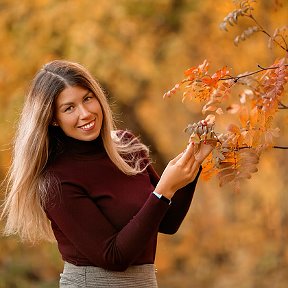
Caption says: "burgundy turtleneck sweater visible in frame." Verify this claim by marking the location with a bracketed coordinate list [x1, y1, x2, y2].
[44, 132, 201, 271]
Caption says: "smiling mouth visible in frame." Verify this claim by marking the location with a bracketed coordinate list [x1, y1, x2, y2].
[79, 120, 95, 131]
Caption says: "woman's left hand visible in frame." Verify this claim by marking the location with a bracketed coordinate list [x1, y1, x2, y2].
[154, 140, 216, 199]
[193, 139, 217, 164]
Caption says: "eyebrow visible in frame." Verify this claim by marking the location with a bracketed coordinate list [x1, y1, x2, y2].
[58, 90, 92, 109]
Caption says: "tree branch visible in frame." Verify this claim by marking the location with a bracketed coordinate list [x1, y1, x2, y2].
[273, 146, 288, 149]
[248, 14, 288, 52]
[220, 64, 288, 82]
[279, 101, 288, 109]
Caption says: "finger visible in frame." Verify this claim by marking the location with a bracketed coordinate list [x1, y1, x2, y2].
[190, 159, 201, 179]
[205, 139, 217, 147]
[178, 142, 195, 165]
[169, 152, 184, 165]
[193, 143, 200, 155]
[195, 141, 216, 163]
[187, 150, 201, 171]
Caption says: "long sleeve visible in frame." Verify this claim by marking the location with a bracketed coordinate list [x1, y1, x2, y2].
[146, 164, 202, 234]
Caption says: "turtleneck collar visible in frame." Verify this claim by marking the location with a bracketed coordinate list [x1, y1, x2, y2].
[63, 135, 106, 158]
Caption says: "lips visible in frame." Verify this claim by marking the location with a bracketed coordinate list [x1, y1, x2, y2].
[79, 120, 95, 131]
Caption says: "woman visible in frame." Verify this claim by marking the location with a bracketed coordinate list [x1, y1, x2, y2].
[1, 60, 214, 287]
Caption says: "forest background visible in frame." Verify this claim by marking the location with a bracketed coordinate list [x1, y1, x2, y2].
[0, 0, 287, 287]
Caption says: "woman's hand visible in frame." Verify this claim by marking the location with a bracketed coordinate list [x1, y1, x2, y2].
[194, 139, 217, 163]
[155, 140, 216, 199]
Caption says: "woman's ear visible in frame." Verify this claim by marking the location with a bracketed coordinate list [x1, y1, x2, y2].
[51, 121, 59, 126]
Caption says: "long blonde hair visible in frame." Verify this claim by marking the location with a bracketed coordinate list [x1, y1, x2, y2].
[1, 60, 150, 243]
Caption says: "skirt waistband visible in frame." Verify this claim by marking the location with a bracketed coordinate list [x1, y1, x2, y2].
[60, 262, 158, 288]
[63, 261, 156, 273]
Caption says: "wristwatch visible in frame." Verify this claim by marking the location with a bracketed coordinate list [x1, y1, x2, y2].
[152, 191, 172, 205]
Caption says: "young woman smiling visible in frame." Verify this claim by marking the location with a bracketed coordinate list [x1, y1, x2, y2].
[53, 85, 103, 141]
[1, 60, 215, 287]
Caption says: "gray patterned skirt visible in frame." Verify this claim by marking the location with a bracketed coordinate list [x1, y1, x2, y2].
[59, 262, 158, 287]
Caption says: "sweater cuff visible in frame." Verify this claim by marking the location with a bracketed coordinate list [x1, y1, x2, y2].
[152, 191, 172, 205]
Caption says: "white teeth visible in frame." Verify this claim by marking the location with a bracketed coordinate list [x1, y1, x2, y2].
[81, 121, 94, 130]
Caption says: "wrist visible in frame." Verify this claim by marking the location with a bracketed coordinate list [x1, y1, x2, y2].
[152, 191, 172, 205]
[154, 185, 174, 199]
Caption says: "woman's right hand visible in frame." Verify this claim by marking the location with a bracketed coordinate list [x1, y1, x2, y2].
[154, 141, 215, 199]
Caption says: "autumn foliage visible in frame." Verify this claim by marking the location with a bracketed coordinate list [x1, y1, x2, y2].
[164, 0, 288, 189]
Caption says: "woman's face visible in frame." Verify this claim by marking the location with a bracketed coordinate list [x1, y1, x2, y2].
[54, 85, 103, 141]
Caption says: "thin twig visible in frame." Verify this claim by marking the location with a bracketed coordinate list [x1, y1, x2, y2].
[220, 64, 288, 81]
[226, 145, 288, 150]
[279, 101, 288, 109]
[249, 14, 288, 52]
[273, 146, 288, 149]
[274, 34, 288, 51]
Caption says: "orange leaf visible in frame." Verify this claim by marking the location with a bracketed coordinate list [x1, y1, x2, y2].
[241, 130, 255, 147]
[216, 108, 224, 115]
[203, 105, 218, 112]
[239, 106, 249, 127]
[227, 104, 240, 114]
[198, 59, 209, 73]
[184, 67, 196, 77]
[227, 124, 241, 134]
[236, 172, 252, 180]
[204, 114, 216, 125]
[218, 167, 236, 179]
[202, 75, 218, 87]
[249, 106, 259, 127]
[219, 172, 236, 187]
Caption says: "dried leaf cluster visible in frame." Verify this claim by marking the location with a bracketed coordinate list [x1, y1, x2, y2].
[219, 0, 288, 50]
[164, 0, 288, 189]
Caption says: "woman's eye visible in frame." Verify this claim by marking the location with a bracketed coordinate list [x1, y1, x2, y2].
[64, 106, 73, 112]
[84, 96, 93, 102]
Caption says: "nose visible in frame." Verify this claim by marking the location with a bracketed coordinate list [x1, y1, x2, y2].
[78, 105, 91, 119]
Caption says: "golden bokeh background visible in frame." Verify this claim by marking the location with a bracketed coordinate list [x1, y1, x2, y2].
[0, 0, 287, 287]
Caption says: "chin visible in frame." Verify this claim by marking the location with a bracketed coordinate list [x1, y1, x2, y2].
[79, 131, 101, 141]
[65, 127, 101, 141]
